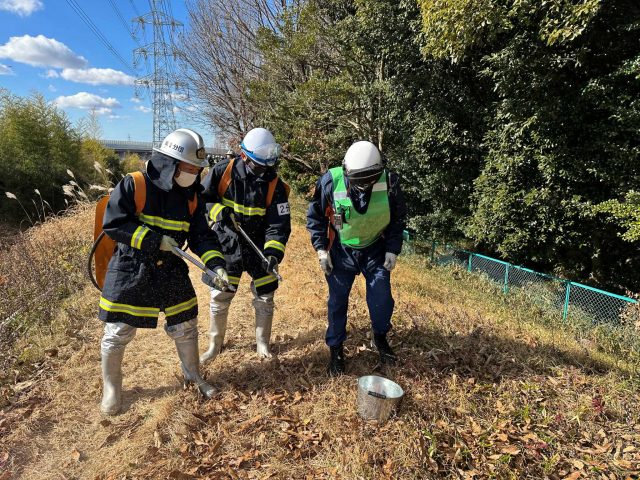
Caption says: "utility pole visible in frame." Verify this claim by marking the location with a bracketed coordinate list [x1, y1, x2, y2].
[133, 1, 182, 147]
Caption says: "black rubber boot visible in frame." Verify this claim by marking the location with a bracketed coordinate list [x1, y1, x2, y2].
[328, 344, 345, 377]
[372, 333, 397, 366]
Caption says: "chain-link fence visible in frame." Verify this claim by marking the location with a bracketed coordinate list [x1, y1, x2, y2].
[429, 241, 638, 326]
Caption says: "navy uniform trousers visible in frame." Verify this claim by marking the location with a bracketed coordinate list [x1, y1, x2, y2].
[325, 239, 393, 346]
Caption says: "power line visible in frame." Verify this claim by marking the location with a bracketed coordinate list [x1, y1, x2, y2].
[64, 0, 136, 75]
[107, 0, 141, 48]
[129, 0, 142, 18]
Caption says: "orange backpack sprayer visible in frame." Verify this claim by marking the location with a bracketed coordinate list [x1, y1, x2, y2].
[87, 171, 197, 290]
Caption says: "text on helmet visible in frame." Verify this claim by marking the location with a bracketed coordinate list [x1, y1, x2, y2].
[164, 140, 185, 154]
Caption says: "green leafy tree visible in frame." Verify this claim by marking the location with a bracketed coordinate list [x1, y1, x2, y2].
[459, 0, 640, 290]
[594, 192, 640, 242]
[0, 90, 90, 224]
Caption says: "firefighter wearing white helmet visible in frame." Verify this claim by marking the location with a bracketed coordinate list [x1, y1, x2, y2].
[200, 127, 291, 364]
[306, 140, 407, 376]
[98, 128, 228, 415]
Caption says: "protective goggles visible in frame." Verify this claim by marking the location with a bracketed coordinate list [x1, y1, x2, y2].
[240, 142, 281, 166]
[344, 164, 384, 190]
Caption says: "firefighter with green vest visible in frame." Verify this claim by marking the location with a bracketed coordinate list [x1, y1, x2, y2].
[306, 141, 407, 376]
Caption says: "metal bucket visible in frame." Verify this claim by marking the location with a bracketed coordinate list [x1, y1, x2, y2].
[357, 375, 404, 422]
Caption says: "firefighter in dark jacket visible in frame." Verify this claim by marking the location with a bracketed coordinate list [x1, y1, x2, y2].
[199, 128, 291, 364]
[306, 141, 407, 376]
[99, 128, 228, 416]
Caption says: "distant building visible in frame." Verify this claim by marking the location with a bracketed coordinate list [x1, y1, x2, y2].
[100, 140, 227, 166]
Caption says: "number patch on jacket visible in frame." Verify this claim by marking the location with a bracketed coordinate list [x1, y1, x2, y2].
[277, 202, 290, 216]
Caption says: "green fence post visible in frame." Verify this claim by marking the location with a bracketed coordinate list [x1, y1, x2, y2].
[562, 282, 571, 322]
[431, 239, 436, 263]
[468, 253, 473, 272]
[503, 264, 510, 294]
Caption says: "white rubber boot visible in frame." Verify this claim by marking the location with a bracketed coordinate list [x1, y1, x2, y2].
[252, 287, 274, 359]
[100, 348, 124, 415]
[200, 289, 234, 365]
[168, 319, 216, 399]
[255, 313, 273, 358]
[100, 322, 136, 416]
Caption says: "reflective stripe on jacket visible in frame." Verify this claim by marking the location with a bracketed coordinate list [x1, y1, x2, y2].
[201, 157, 291, 271]
[99, 170, 224, 328]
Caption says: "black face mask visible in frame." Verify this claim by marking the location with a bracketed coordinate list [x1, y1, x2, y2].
[245, 158, 269, 177]
[345, 166, 383, 191]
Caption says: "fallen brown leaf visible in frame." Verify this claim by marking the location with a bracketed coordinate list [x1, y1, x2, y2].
[564, 472, 581, 480]
[168, 470, 195, 480]
[500, 446, 520, 456]
[71, 449, 81, 462]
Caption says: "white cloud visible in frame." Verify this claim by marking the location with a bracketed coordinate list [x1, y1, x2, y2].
[53, 92, 121, 115]
[45, 69, 59, 78]
[0, 35, 88, 69]
[171, 93, 188, 102]
[108, 114, 129, 120]
[135, 105, 152, 114]
[0, 64, 13, 75]
[0, 0, 43, 16]
[60, 67, 135, 86]
[130, 97, 142, 104]
[48, 84, 56, 92]
[173, 106, 180, 114]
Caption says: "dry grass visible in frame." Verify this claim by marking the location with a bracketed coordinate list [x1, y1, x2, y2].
[0, 204, 93, 407]
[1, 205, 640, 479]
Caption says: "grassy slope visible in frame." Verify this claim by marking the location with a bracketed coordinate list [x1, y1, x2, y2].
[1, 203, 639, 479]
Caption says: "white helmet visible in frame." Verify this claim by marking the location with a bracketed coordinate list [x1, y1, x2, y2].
[343, 141, 383, 190]
[154, 128, 207, 168]
[240, 128, 281, 166]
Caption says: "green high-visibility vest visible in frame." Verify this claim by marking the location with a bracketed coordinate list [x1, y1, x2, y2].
[330, 166, 390, 249]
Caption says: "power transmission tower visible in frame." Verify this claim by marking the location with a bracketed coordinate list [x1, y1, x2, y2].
[133, 1, 182, 147]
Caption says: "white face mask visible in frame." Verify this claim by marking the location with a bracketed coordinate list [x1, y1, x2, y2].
[174, 171, 198, 188]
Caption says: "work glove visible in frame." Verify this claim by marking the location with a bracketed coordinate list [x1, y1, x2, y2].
[265, 255, 279, 274]
[317, 249, 333, 276]
[383, 252, 398, 271]
[220, 206, 237, 228]
[202, 267, 229, 291]
[159, 235, 179, 252]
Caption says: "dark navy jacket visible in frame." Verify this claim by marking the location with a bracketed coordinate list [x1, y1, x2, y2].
[99, 152, 224, 328]
[306, 168, 406, 273]
[201, 157, 291, 293]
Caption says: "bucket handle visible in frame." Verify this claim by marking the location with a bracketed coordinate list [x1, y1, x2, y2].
[367, 391, 387, 399]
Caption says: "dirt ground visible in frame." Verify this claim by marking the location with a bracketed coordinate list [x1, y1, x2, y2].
[1, 221, 640, 479]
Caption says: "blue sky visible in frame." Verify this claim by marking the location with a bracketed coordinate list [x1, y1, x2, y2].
[0, 0, 214, 145]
